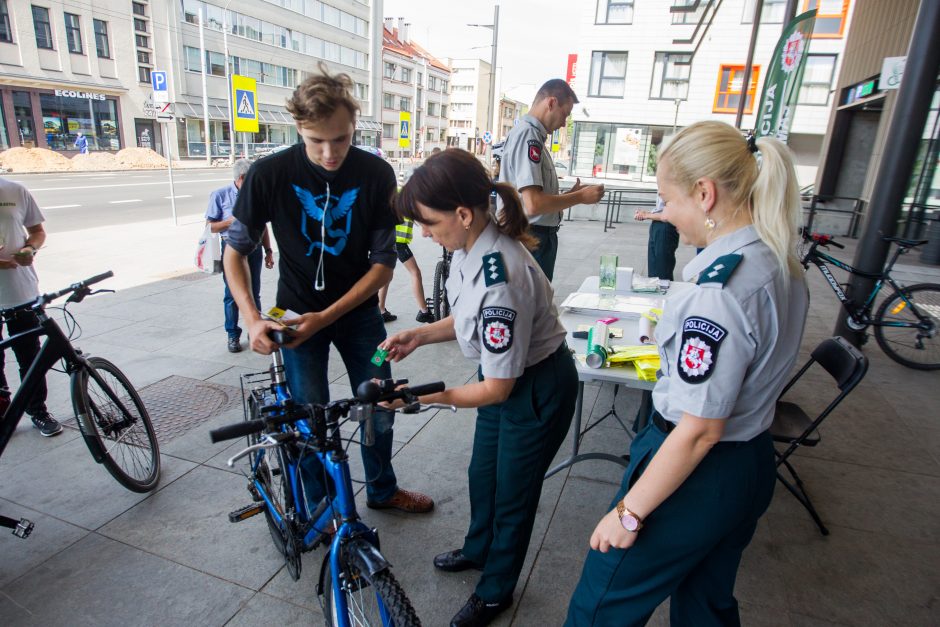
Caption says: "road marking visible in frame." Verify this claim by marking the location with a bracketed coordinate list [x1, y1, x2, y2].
[164, 195, 192, 199]
[44, 204, 81, 209]
[28, 179, 229, 192]
[109, 199, 142, 204]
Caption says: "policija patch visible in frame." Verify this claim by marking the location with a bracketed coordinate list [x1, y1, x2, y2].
[482, 307, 516, 353]
[527, 139, 542, 163]
[678, 317, 727, 383]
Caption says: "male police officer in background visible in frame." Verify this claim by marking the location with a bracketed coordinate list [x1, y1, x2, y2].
[500, 79, 605, 281]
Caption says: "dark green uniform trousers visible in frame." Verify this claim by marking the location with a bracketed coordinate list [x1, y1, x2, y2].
[463, 344, 578, 602]
[530, 225, 560, 281]
[565, 421, 775, 627]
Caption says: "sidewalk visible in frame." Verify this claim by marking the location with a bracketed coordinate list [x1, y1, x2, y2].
[1, 215, 938, 626]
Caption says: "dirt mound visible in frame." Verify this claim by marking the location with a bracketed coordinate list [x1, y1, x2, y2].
[0, 147, 73, 173]
[71, 152, 119, 170]
[115, 147, 167, 168]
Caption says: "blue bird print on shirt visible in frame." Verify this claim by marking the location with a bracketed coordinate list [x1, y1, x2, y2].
[292, 184, 359, 257]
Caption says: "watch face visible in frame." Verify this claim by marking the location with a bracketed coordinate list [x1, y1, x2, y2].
[620, 514, 639, 532]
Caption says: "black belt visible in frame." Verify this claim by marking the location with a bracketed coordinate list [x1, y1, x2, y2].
[529, 224, 561, 233]
[651, 410, 675, 434]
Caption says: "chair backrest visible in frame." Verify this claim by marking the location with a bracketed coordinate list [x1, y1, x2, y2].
[809, 336, 869, 391]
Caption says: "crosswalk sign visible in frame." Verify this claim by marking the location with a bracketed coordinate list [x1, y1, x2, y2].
[231, 74, 259, 133]
[399, 111, 411, 148]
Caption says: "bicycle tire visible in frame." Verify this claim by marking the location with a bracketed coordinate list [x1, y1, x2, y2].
[432, 260, 449, 321]
[873, 283, 940, 370]
[246, 395, 302, 579]
[325, 552, 421, 627]
[71, 357, 160, 492]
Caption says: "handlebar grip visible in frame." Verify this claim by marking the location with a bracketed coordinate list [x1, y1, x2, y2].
[405, 381, 445, 397]
[85, 270, 114, 286]
[210, 418, 265, 443]
[270, 329, 289, 346]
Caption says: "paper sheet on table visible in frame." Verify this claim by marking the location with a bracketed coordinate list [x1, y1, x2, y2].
[561, 292, 664, 318]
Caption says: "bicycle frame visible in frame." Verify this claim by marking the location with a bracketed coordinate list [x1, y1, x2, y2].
[804, 242, 926, 329]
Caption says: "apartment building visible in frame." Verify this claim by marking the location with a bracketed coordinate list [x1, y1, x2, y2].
[380, 18, 450, 158]
[445, 57, 493, 153]
[0, 0, 384, 158]
[570, 0, 854, 184]
[496, 95, 526, 144]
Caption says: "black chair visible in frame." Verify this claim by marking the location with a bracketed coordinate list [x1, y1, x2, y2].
[771, 336, 868, 535]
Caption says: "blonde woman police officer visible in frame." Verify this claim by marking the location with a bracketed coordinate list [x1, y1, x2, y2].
[566, 121, 809, 626]
[381, 149, 578, 627]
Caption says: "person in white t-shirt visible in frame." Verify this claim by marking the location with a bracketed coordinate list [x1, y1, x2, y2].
[0, 177, 62, 437]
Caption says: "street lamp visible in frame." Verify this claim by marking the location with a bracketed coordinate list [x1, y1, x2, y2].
[222, 0, 235, 164]
[468, 4, 499, 163]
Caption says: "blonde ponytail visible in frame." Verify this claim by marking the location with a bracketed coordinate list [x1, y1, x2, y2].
[750, 136, 802, 278]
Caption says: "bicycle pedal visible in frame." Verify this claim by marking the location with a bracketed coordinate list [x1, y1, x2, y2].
[228, 504, 264, 523]
[13, 518, 35, 539]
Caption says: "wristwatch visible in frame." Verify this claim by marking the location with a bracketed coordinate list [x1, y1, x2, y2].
[616, 500, 643, 532]
[22, 244, 37, 254]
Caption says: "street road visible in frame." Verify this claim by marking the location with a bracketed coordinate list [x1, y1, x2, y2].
[5, 168, 232, 233]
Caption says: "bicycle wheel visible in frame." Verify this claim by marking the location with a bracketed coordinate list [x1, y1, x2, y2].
[873, 283, 940, 370]
[432, 260, 447, 321]
[325, 551, 420, 627]
[246, 395, 302, 579]
[71, 357, 160, 492]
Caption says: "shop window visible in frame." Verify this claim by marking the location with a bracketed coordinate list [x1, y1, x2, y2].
[138, 65, 151, 83]
[650, 52, 691, 100]
[742, 0, 786, 23]
[589, 51, 627, 98]
[713, 64, 760, 114]
[803, 0, 850, 38]
[94, 19, 110, 58]
[13, 92, 36, 147]
[39, 93, 121, 151]
[132, 2, 146, 16]
[0, 98, 8, 149]
[32, 5, 53, 49]
[134, 18, 148, 33]
[671, 0, 705, 25]
[64, 13, 82, 54]
[799, 54, 837, 105]
[135, 34, 149, 48]
[1, 0, 13, 44]
[596, 0, 633, 24]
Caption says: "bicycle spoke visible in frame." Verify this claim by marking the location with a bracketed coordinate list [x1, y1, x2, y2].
[875, 285, 940, 369]
[84, 370, 156, 482]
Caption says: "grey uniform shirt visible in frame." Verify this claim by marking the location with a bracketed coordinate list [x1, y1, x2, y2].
[500, 114, 560, 227]
[652, 225, 809, 441]
[447, 220, 566, 379]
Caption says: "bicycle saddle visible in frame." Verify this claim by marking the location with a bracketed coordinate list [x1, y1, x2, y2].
[882, 236, 928, 248]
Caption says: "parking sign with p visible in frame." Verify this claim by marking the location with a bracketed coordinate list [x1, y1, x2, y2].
[151, 71, 168, 105]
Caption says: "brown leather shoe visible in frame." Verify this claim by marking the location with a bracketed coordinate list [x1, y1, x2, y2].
[367, 488, 434, 513]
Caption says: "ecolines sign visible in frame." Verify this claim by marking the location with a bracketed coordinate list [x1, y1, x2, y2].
[54, 89, 107, 100]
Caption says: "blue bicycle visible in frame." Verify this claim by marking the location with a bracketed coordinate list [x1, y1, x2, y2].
[210, 330, 451, 626]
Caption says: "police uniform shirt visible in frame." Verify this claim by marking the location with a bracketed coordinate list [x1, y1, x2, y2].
[651, 225, 809, 441]
[500, 114, 560, 227]
[447, 220, 566, 379]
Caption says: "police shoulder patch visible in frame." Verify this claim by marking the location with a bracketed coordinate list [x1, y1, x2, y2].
[482, 251, 508, 287]
[527, 139, 542, 163]
[677, 316, 727, 384]
[481, 306, 516, 353]
[696, 254, 743, 288]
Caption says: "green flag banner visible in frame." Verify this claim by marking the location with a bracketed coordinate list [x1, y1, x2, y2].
[755, 9, 817, 142]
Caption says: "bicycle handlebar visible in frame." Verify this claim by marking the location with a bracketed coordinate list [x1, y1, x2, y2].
[208, 379, 447, 443]
[0, 271, 114, 317]
[801, 230, 845, 249]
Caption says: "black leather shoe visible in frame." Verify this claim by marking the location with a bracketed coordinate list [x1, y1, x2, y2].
[227, 337, 242, 353]
[433, 549, 482, 572]
[450, 593, 512, 627]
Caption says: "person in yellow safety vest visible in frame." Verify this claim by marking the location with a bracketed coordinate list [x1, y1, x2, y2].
[379, 218, 435, 324]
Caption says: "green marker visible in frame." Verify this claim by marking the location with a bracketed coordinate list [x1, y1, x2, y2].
[371, 348, 388, 367]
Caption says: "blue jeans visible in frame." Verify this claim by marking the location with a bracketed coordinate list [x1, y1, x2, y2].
[647, 220, 679, 282]
[221, 240, 263, 339]
[281, 305, 398, 506]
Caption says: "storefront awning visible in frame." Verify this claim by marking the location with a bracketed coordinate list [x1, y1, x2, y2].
[356, 120, 382, 132]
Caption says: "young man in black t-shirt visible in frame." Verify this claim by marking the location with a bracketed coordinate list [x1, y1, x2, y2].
[223, 68, 433, 514]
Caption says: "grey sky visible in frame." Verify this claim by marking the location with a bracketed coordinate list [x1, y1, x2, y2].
[382, 0, 575, 104]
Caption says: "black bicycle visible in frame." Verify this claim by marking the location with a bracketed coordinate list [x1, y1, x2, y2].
[801, 231, 940, 369]
[0, 272, 160, 538]
[428, 246, 452, 321]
